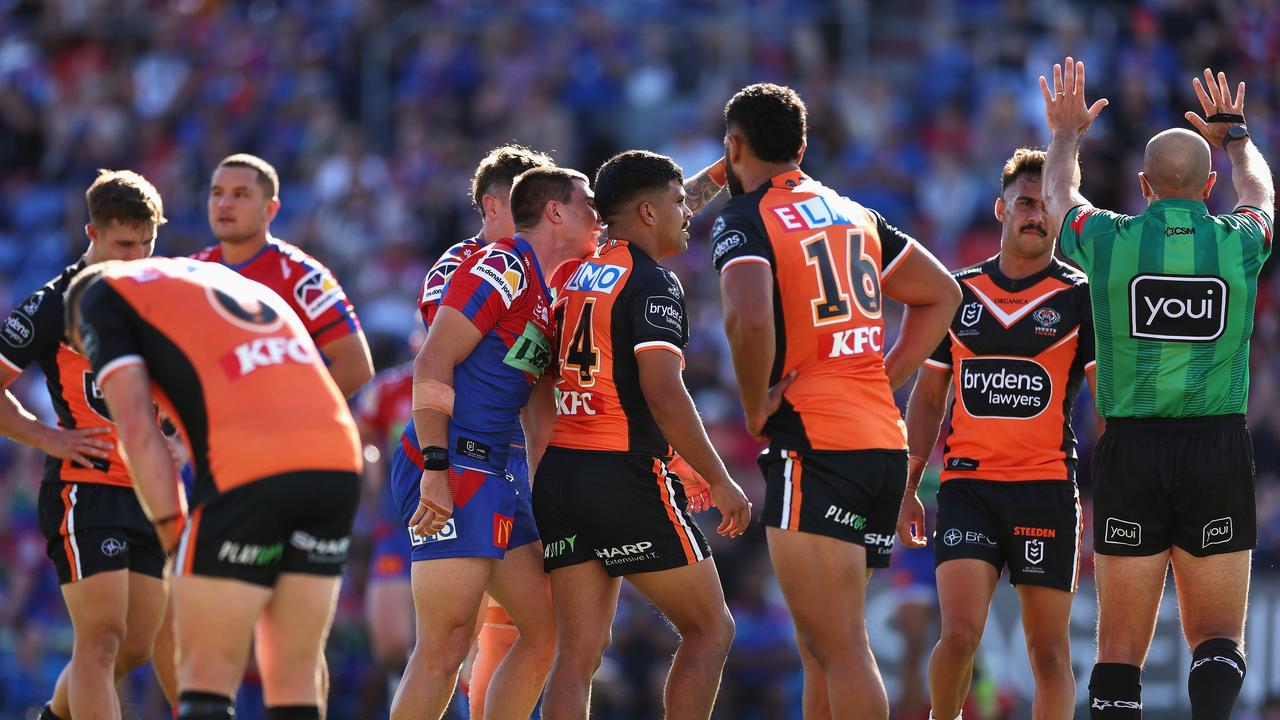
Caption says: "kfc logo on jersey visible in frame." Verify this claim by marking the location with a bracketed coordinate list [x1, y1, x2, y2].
[220, 336, 315, 378]
[958, 357, 1052, 419]
[421, 259, 460, 305]
[827, 327, 882, 358]
[645, 296, 683, 333]
[293, 268, 345, 321]
[556, 390, 597, 416]
[1203, 517, 1233, 548]
[960, 302, 983, 328]
[1104, 518, 1141, 546]
[1129, 275, 1227, 342]
[564, 262, 626, 294]
[472, 247, 527, 307]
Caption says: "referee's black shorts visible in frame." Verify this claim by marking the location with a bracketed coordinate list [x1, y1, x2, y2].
[1092, 414, 1255, 557]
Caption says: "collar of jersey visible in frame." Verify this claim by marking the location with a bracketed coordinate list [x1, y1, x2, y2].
[219, 237, 277, 270]
[599, 237, 630, 257]
[770, 169, 808, 189]
[510, 234, 550, 297]
[983, 255, 1057, 293]
[1147, 198, 1209, 215]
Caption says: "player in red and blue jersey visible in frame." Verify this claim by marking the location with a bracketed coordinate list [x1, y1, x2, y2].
[388, 167, 600, 719]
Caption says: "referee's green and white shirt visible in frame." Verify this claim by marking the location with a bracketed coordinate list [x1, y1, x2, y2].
[1060, 198, 1272, 419]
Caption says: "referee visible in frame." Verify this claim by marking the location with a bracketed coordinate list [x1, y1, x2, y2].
[1041, 59, 1273, 720]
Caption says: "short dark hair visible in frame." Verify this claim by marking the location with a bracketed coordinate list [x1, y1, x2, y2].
[471, 144, 555, 213]
[216, 153, 280, 199]
[85, 170, 166, 228]
[510, 167, 589, 231]
[593, 151, 684, 223]
[1000, 148, 1046, 193]
[724, 83, 807, 163]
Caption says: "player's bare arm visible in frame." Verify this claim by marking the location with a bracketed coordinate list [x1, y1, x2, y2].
[720, 261, 786, 438]
[0, 363, 113, 467]
[1086, 366, 1105, 436]
[636, 348, 751, 537]
[881, 250, 961, 390]
[897, 365, 952, 547]
[682, 158, 728, 215]
[319, 331, 375, 398]
[1185, 68, 1275, 212]
[520, 374, 556, 476]
[409, 306, 483, 537]
[1040, 56, 1109, 230]
[98, 365, 185, 551]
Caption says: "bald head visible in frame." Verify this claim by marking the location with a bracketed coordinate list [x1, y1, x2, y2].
[1143, 129, 1212, 198]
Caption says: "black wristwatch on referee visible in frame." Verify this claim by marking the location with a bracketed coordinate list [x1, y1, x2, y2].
[421, 445, 450, 471]
[1223, 124, 1250, 150]
[1207, 112, 1249, 149]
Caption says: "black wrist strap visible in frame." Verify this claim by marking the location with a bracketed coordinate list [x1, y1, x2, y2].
[1207, 112, 1246, 124]
[421, 445, 450, 471]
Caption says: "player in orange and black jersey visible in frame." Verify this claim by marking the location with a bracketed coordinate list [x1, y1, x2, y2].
[65, 257, 363, 720]
[0, 171, 171, 720]
[712, 84, 961, 719]
[897, 149, 1098, 720]
[535, 150, 750, 719]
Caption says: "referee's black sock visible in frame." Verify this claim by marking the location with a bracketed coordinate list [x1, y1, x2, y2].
[1089, 662, 1143, 718]
[1188, 638, 1246, 720]
[266, 706, 320, 720]
[177, 690, 236, 719]
[38, 704, 65, 720]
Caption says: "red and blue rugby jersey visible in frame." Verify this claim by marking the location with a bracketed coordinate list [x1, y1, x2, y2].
[404, 235, 554, 476]
[419, 235, 484, 328]
[192, 237, 361, 348]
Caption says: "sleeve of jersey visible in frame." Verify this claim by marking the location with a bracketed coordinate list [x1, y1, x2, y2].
[1229, 205, 1274, 257]
[1077, 285, 1097, 373]
[629, 268, 688, 360]
[868, 208, 919, 280]
[289, 261, 361, 348]
[710, 205, 772, 274]
[0, 287, 61, 374]
[78, 282, 146, 388]
[1058, 205, 1126, 268]
[419, 244, 473, 329]
[439, 252, 508, 336]
[923, 332, 953, 372]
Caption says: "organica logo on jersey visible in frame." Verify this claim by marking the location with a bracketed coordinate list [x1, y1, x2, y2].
[1128, 274, 1228, 342]
[957, 357, 1052, 419]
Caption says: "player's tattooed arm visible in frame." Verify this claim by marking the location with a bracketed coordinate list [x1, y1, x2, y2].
[682, 158, 728, 215]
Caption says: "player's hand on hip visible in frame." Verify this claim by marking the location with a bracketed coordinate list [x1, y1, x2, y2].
[896, 492, 928, 548]
[711, 478, 752, 538]
[668, 454, 714, 512]
[1185, 68, 1246, 148]
[1039, 56, 1108, 136]
[410, 469, 453, 539]
[747, 371, 797, 440]
[40, 425, 113, 468]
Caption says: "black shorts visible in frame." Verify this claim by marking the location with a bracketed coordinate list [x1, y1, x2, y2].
[37, 481, 166, 585]
[1093, 414, 1256, 557]
[174, 470, 360, 587]
[934, 480, 1082, 592]
[533, 447, 711, 577]
[758, 447, 906, 569]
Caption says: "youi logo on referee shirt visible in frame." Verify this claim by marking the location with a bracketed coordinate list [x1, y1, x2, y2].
[1129, 274, 1228, 342]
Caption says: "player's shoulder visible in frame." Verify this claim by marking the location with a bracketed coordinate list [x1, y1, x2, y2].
[456, 236, 530, 306]
[951, 259, 989, 283]
[1048, 258, 1088, 287]
[269, 237, 333, 273]
[190, 243, 221, 262]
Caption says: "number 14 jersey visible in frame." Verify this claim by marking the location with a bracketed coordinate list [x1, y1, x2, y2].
[711, 170, 917, 451]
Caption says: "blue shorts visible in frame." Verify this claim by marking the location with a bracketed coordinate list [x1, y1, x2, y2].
[389, 444, 537, 562]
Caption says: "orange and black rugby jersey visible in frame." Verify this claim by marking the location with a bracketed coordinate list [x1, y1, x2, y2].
[549, 239, 689, 455]
[924, 258, 1095, 483]
[77, 258, 362, 506]
[0, 259, 131, 487]
[711, 170, 915, 451]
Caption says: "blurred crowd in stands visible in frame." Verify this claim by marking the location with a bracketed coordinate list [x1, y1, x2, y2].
[0, 0, 1276, 717]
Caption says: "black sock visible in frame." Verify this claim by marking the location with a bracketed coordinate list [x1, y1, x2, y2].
[1189, 638, 1246, 720]
[39, 704, 65, 720]
[1089, 662, 1143, 718]
[177, 690, 236, 719]
[266, 706, 320, 720]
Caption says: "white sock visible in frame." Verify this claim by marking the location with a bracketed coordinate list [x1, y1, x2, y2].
[928, 713, 962, 720]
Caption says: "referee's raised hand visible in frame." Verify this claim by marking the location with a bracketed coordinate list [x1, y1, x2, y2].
[1185, 67, 1247, 148]
[1039, 56, 1109, 136]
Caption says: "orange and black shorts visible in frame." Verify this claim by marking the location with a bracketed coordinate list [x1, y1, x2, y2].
[758, 447, 907, 568]
[173, 470, 360, 587]
[38, 480, 166, 585]
[533, 447, 711, 577]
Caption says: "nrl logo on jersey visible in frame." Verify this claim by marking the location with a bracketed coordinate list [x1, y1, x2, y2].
[473, 247, 527, 307]
[960, 302, 983, 327]
[21, 293, 42, 317]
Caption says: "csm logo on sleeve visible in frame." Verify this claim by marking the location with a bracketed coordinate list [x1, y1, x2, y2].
[1129, 275, 1227, 342]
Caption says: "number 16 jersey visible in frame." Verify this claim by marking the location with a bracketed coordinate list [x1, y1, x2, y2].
[711, 170, 917, 451]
